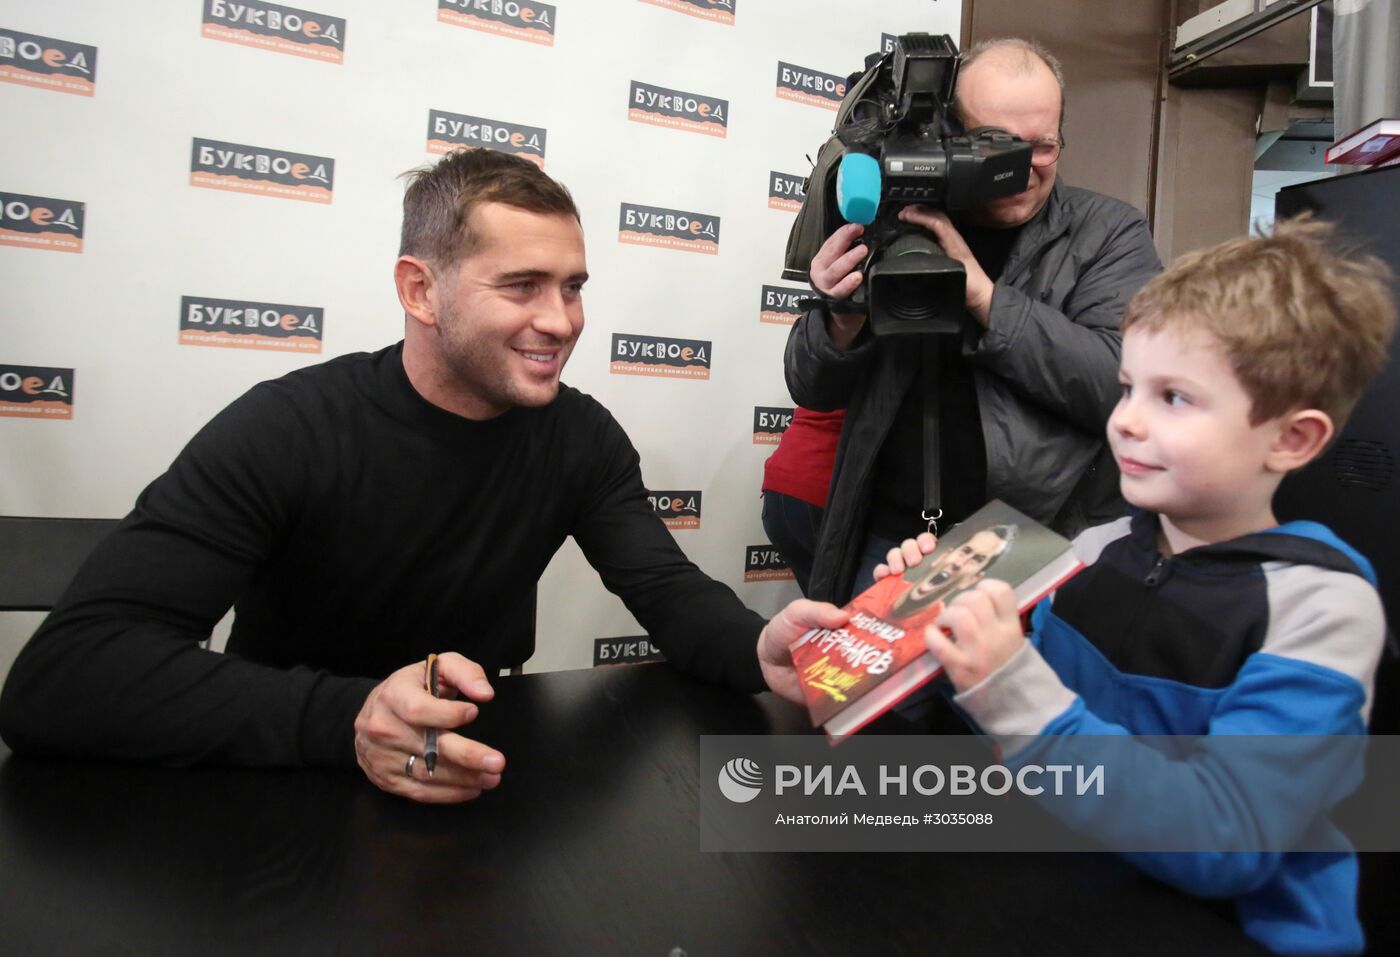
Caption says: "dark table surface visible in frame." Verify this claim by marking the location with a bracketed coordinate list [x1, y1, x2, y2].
[0, 663, 1296, 956]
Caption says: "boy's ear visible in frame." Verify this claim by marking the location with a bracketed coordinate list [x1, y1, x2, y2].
[1266, 409, 1334, 474]
[394, 255, 440, 330]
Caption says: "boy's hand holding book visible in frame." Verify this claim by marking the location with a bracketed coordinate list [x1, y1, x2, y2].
[872, 531, 939, 580]
[926, 578, 1026, 692]
[787, 500, 1084, 739]
[883, 533, 1029, 692]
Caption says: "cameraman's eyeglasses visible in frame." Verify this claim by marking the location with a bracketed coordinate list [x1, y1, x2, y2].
[1030, 137, 1064, 168]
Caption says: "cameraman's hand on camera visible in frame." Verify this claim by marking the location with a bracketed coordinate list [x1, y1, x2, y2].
[899, 206, 994, 326]
[810, 223, 869, 350]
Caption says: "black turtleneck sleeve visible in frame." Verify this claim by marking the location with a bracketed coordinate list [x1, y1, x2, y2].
[0, 343, 767, 769]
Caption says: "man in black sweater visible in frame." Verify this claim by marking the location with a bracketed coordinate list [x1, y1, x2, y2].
[0, 149, 840, 803]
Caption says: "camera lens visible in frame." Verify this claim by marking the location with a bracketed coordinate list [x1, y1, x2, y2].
[882, 275, 960, 323]
[866, 230, 967, 336]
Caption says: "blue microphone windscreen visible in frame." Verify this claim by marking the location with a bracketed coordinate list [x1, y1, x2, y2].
[836, 152, 881, 225]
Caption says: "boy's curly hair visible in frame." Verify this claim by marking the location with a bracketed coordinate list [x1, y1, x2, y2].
[1122, 214, 1396, 428]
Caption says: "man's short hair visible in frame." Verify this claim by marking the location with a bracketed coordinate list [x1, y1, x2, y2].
[984, 523, 1018, 562]
[1122, 214, 1397, 428]
[957, 37, 1066, 134]
[399, 148, 580, 268]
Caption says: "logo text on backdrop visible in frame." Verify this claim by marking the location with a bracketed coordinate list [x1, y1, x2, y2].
[618, 202, 720, 255]
[775, 61, 845, 110]
[0, 191, 85, 253]
[0, 364, 74, 420]
[752, 406, 794, 444]
[638, 0, 736, 25]
[610, 333, 712, 380]
[189, 137, 336, 204]
[201, 1, 346, 63]
[759, 284, 805, 325]
[437, 0, 556, 46]
[593, 636, 666, 666]
[0, 27, 97, 96]
[768, 171, 807, 211]
[745, 545, 793, 582]
[648, 490, 703, 529]
[426, 110, 546, 166]
[628, 81, 728, 138]
[179, 296, 325, 353]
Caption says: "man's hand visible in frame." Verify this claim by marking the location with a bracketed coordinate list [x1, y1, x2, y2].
[809, 223, 869, 349]
[898, 206, 995, 326]
[757, 599, 850, 705]
[871, 532, 938, 581]
[353, 652, 505, 804]
[924, 580, 1025, 692]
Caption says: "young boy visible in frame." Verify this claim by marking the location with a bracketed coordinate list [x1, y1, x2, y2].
[889, 215, 1397, 955]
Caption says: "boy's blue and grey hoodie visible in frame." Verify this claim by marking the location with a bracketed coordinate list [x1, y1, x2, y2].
[954, 510, 1384, 956]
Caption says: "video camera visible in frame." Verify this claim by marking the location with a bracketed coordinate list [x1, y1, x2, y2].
[782, 34, 1034, 336]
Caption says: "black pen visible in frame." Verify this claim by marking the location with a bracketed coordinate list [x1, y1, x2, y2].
[424, 653, 439, 776]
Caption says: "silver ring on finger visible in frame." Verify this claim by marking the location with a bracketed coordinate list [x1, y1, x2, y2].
[404, 753, 417, 778]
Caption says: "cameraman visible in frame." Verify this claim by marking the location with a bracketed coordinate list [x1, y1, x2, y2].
[786, 37, 1161, 603]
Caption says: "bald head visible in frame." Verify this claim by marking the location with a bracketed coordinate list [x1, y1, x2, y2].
[953, 38, 1065, 228]
[956, 38, 1064, 134]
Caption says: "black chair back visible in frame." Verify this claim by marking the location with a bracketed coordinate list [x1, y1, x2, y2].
[0, 516, 120, 612]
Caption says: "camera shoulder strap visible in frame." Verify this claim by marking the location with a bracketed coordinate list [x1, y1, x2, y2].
[921, 337, 942, 537]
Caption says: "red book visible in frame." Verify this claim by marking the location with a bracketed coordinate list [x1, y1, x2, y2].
[1326, 118, 1400, 167]
[790, 499, 1084, 740]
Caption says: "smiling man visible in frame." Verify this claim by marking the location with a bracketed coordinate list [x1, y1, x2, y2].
[0, 149, 841, 803]
[787, 37, 1164, 605]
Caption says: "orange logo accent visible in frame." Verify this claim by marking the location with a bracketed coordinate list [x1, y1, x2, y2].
[200, 1, 345, 63]
[0, 193, 84, 253]
[0, 29, 98, 96]
[436, 0, 556, 47]
[638, 0, 736, 25]
[0, 366, 74, 419]
[179, 296, 324, 353]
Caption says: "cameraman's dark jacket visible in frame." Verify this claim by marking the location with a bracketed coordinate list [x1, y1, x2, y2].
[785, 181, 1162, 603]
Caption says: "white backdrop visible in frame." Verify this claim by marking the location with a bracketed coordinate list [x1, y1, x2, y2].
[0, 0, 960, 674]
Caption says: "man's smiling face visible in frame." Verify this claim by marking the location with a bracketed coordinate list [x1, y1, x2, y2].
[431, 202, 589, 419]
